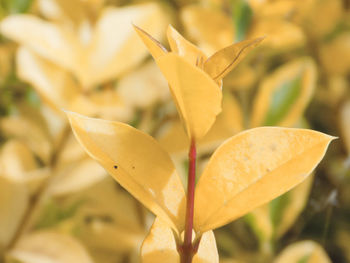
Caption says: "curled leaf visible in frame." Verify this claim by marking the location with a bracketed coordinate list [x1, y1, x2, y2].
[204, 37, 264, 81]
[66, 111, 186, 233]
[167, 25, 207, 66]
[194, 127, 334, 233]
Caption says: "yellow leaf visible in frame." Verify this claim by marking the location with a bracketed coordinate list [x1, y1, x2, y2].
[133, 24, 167, 60]
[70, 89, 133, 121]
[66, 111, 186, 233]
[249, 20, 305, 50]
[1, 115, 52, 164]
[158, 92, 243, 158]
[251, 57, 317, 127]
[0, 175, 28, 249]
[74, 177, 145, 254]
[141, 217, 218, 263]
[204, 37, 264, 81]
[155, 53, 222, 140]
[49, 158, 107, 196]
[193, 230, 219, 263]
[141, 218, 179, 263]
[194, 127, 334, 233]
[117, 61, 170, 108]
[180, 6, 234, 55]
[16, 47, 80, 111]
[8, 231, 94, 263]
[274, 240, 331, 263]
[0, 14, 78, 73]
[85, 3, 169, 87]
[320, 33, 350, 75]
[167, 25, 207, 66]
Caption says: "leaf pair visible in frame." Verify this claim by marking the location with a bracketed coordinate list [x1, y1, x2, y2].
[66, 111, 334, 237]
[134, 25, 263, 140]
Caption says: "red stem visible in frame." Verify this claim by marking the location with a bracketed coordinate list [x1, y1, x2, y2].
[180, 139, 197, 263]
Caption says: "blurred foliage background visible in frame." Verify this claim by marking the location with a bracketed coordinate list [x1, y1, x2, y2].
[0, 0, 349, 262]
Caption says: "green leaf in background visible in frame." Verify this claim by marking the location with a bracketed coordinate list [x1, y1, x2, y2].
[231, 0, 253, 42]
[2, 0, 33, 14]
[263, 77, 302, 126]
[35, 199, 84, 229]
[269, 193, 290, 229]
[298, 254, 311, 263]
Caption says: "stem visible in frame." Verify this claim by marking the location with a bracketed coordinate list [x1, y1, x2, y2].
[180, 139, 197, 263]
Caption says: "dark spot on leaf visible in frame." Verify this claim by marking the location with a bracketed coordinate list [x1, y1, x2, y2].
[132, 166, 135, 169]
[114, 165, 118, 169]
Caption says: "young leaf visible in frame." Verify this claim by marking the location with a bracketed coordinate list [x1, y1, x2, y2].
[274, 240, 331, 263]
[66, 111, 186, 233]
[155, 53, 222, 140]
[194, 127, 334, 233]
[141, 217, 218, 263]
[167, 25, 207, 66]
[203, 37, 264, 81]
[133, 24, 167, 59]
[251, 58, 317, 127]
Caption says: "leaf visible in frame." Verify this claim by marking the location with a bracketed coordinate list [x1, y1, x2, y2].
[133, 24, 167, 59]
[49, 158, 107, 196]
[141, 218, 179, 263]
[193, 230, 219, 263]
[3, 0, 34, 14]
[273, 174, 314, 238]
[16, 47, 80, 111]
[66, 111, 186, 233]
[0, 14, 78, 72]
[204, 37, 264, 81]
[155, 53, 222, 140]
[194, 127, 334, 233]
[248, 19, 305, 50]
[158, 92, 243, 158]
[180, 6, 234, 54]
[117, 61, 170, 108]
[274, 240, 332, 263]
[141, 217, 218, 263]
[1, 113, 52, 164]
[85, 3, 169, 87]
[0, 175, 28, 249]
[251, 58, 317, 127]
[166, 25, 207, 66]
[8, 231, 94, 263]
[35, 198, 83, 229]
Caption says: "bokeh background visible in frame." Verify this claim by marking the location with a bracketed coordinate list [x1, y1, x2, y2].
[0, 0, 349, 262]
